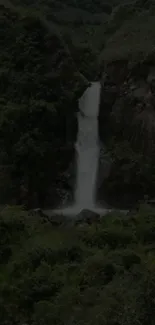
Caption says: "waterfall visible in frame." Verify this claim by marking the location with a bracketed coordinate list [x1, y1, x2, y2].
[44, 81, 128, 217]
[74, 81, 101, 210]
[47, 81, 109, 216]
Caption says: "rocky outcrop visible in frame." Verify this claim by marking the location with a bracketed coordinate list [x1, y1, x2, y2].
[30, 208, 71, 226]
[75, 209, 101, 224]
[98, 59, 155, 208]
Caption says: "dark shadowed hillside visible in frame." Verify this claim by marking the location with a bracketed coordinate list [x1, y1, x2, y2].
[0, 1, 88, 208]
[98, 3, 155, 208]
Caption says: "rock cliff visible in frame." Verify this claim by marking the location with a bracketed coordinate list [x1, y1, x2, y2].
[98, 58, 155, 208]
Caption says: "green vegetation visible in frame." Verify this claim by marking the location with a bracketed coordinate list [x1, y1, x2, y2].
[0, 1, 88, 208]
[1, 0, 155, 324]
[4, 0, 155, 64]
[1, 205, 155, 324]
[102, 9, 155, 62]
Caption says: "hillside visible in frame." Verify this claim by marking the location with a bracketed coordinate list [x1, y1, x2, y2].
[101, 6, 155, 62]
[3, 0, 108, 49]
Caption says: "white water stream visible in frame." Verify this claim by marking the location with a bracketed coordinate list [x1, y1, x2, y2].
[44, 82, 128, 217]
[49, 82, 109, 216]
[74, 81, 101, 210]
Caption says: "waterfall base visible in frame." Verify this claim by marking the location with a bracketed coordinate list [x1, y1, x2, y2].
[44, 204, 111, 217]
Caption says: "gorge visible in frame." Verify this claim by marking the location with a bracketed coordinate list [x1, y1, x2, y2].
[1, 0, 155, 212]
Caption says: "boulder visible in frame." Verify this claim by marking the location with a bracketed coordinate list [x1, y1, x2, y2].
[49, 214, 69, 226]
[42, 209, 71, 226]
[75, 209, 100, 224]
[31, 208, 46, 218]
[30, 208, 66, 226]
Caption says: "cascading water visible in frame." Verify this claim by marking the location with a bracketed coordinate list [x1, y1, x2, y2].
[45, 81, 109, 216]
[43, 81, 128, 217]
[74, 81, 101, 210]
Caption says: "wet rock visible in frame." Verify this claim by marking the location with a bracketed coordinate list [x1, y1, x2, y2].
[31, 207, 67, 226]
[29, 208, 51, 224]
[75, 209, 100, 224]
[147, 66, 155, 84]
[133, 85, 149, 99]
[43, 209, 71, 226]
[96, 148, 112, 205]
[48, 214, 67, 226]
[98, 148, 112, 180]
[31, 208, 46, 218]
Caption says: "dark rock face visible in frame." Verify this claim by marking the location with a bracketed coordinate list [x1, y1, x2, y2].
[96, 147, 112, 206]
[98, 59, 155, 208]
[75, 209, 100, 224]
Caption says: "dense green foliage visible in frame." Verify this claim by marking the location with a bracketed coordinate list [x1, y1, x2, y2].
[1, 0, 155, 324]
[1, 205, 155, 324]
[0, 2, 88, 207]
